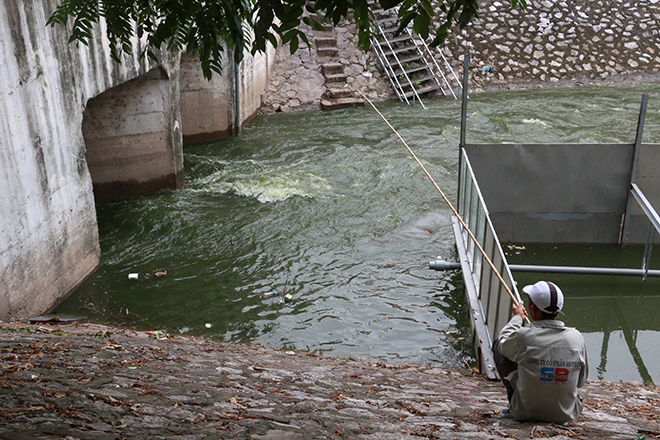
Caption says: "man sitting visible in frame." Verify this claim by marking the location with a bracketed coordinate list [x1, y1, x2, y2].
[492, 281, 588, 423]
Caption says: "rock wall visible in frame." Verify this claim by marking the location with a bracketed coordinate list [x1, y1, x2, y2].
[263, 0, 660, 111]
[260, 19, 396, 114]
[0, 1, 181, 320]
[439, 0, 660, 91]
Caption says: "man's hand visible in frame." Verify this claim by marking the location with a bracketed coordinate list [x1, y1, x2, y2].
[512, 301, 528, 319]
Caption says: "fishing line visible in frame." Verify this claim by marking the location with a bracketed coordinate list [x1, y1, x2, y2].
[357, 90, 530, 324]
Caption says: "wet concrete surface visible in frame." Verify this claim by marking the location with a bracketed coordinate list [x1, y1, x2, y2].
[0, 322, 658, 440]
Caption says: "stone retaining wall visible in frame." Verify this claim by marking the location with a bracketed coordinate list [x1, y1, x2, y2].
[259, 19, 396, 114]
[263, 0, 660, 111]
[438, 0, 660, 91]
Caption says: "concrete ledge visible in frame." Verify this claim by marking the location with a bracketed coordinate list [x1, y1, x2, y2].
[0, 324, 657, 439]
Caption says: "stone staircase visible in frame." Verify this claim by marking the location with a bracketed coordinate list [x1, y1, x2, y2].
[367, 1, 459, 107]
[315, 26, 364, 110]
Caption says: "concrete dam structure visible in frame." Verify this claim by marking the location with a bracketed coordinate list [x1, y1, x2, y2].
[0, 1, 274, 320]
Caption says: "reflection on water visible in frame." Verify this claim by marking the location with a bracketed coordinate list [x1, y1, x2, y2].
[506, 243, 660, 385]
[55, 82, 660, 381]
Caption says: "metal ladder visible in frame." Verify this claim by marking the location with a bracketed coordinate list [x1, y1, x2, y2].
[368, 3, 462, 108]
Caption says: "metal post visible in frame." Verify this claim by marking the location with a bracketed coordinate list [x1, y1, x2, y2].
[457, 55, 470, 216]
[459, 55, 469, 149]
[234, 58, 241, 136]
[619, 94, 648, 244]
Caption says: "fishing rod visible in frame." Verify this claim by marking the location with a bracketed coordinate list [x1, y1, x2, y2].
[356, 90, 531, 324]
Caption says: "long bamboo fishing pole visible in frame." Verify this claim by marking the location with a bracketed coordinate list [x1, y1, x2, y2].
[357, 90, 530, 324]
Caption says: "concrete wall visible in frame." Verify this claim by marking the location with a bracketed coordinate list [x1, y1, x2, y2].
[83, 67, 184, 204]
[465, 142, 660, 244]
[180, 53, 234, 143]
[0, 1, 182, 320]
[180, 44, 277, 143]
[239, 44, 277, 125]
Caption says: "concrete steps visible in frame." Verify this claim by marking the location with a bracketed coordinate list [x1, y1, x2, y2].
[314, 26, 364, 111]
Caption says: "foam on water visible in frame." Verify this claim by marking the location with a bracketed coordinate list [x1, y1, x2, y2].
[189, 163, 332, 202]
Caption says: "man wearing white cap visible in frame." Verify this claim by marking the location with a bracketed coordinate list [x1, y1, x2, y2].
[492, 280, 588, 423]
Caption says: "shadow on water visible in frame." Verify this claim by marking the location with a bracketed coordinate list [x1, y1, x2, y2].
[55, 82, 660, 380]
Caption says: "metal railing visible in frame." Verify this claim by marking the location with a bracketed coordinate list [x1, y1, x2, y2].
[406, 28, 461, 99]
[453, 147, 521, 379]
[368, 5, 460, 107]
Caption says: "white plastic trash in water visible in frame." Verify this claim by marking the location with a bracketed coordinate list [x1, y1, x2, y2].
[128, 273, 139, 280]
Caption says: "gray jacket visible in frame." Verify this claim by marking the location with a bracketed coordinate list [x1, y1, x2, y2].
[498, 315, 588, 423]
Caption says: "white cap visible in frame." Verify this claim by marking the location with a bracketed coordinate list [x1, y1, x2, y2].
[522, 281, 564, 314]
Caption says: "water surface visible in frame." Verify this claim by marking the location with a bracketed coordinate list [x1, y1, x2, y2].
[56, 82, 660, 381]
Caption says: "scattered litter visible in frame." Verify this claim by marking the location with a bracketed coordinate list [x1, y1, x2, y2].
[205, 323, 212, 328]
[154, 270, 168, 277]
[362, 71, 373, 78]
[479, 65, 493, 73]
[264, 270, 294, 303]
[504, 243, 526, 251]
[128, 273, 139, 280]
[146, 330, 167, 340]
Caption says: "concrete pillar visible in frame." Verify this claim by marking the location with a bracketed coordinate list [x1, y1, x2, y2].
[179, 44, 276, 144]
[82, 67, 184, 204]
[239, 47, 275, 126]
[179, 52, 234, 144]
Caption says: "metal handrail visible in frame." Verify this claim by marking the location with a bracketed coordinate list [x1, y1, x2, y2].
[370, 34, 408, 103]
[430, 260, 660, 278]
[405, 28, 457, 98]
[375, 22, 424, 108]
[454, 147, 521, 378]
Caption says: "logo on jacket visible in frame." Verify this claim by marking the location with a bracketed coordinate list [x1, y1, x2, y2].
[540, 367, 569, 382]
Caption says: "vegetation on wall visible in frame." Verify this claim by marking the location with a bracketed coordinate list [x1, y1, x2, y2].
[47, 0, 526, 79]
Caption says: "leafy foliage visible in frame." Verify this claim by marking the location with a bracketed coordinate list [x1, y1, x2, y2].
[47, 0, 526, 79]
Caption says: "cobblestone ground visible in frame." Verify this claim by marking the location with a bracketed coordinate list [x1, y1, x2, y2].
[0, 323, 658, 440]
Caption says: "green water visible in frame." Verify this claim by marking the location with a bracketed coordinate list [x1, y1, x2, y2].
[507, 244, 660, 386]
[55, 82, 660, 381]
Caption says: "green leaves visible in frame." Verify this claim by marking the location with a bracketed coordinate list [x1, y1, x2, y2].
[47, 0, 524, 80]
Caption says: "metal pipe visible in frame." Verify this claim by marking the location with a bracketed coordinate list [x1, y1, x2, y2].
[234, 59, 241, 135]
[429, 259, 660, 277]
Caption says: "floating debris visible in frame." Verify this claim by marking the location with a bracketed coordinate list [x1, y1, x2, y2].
[28, 315, 87, 325]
